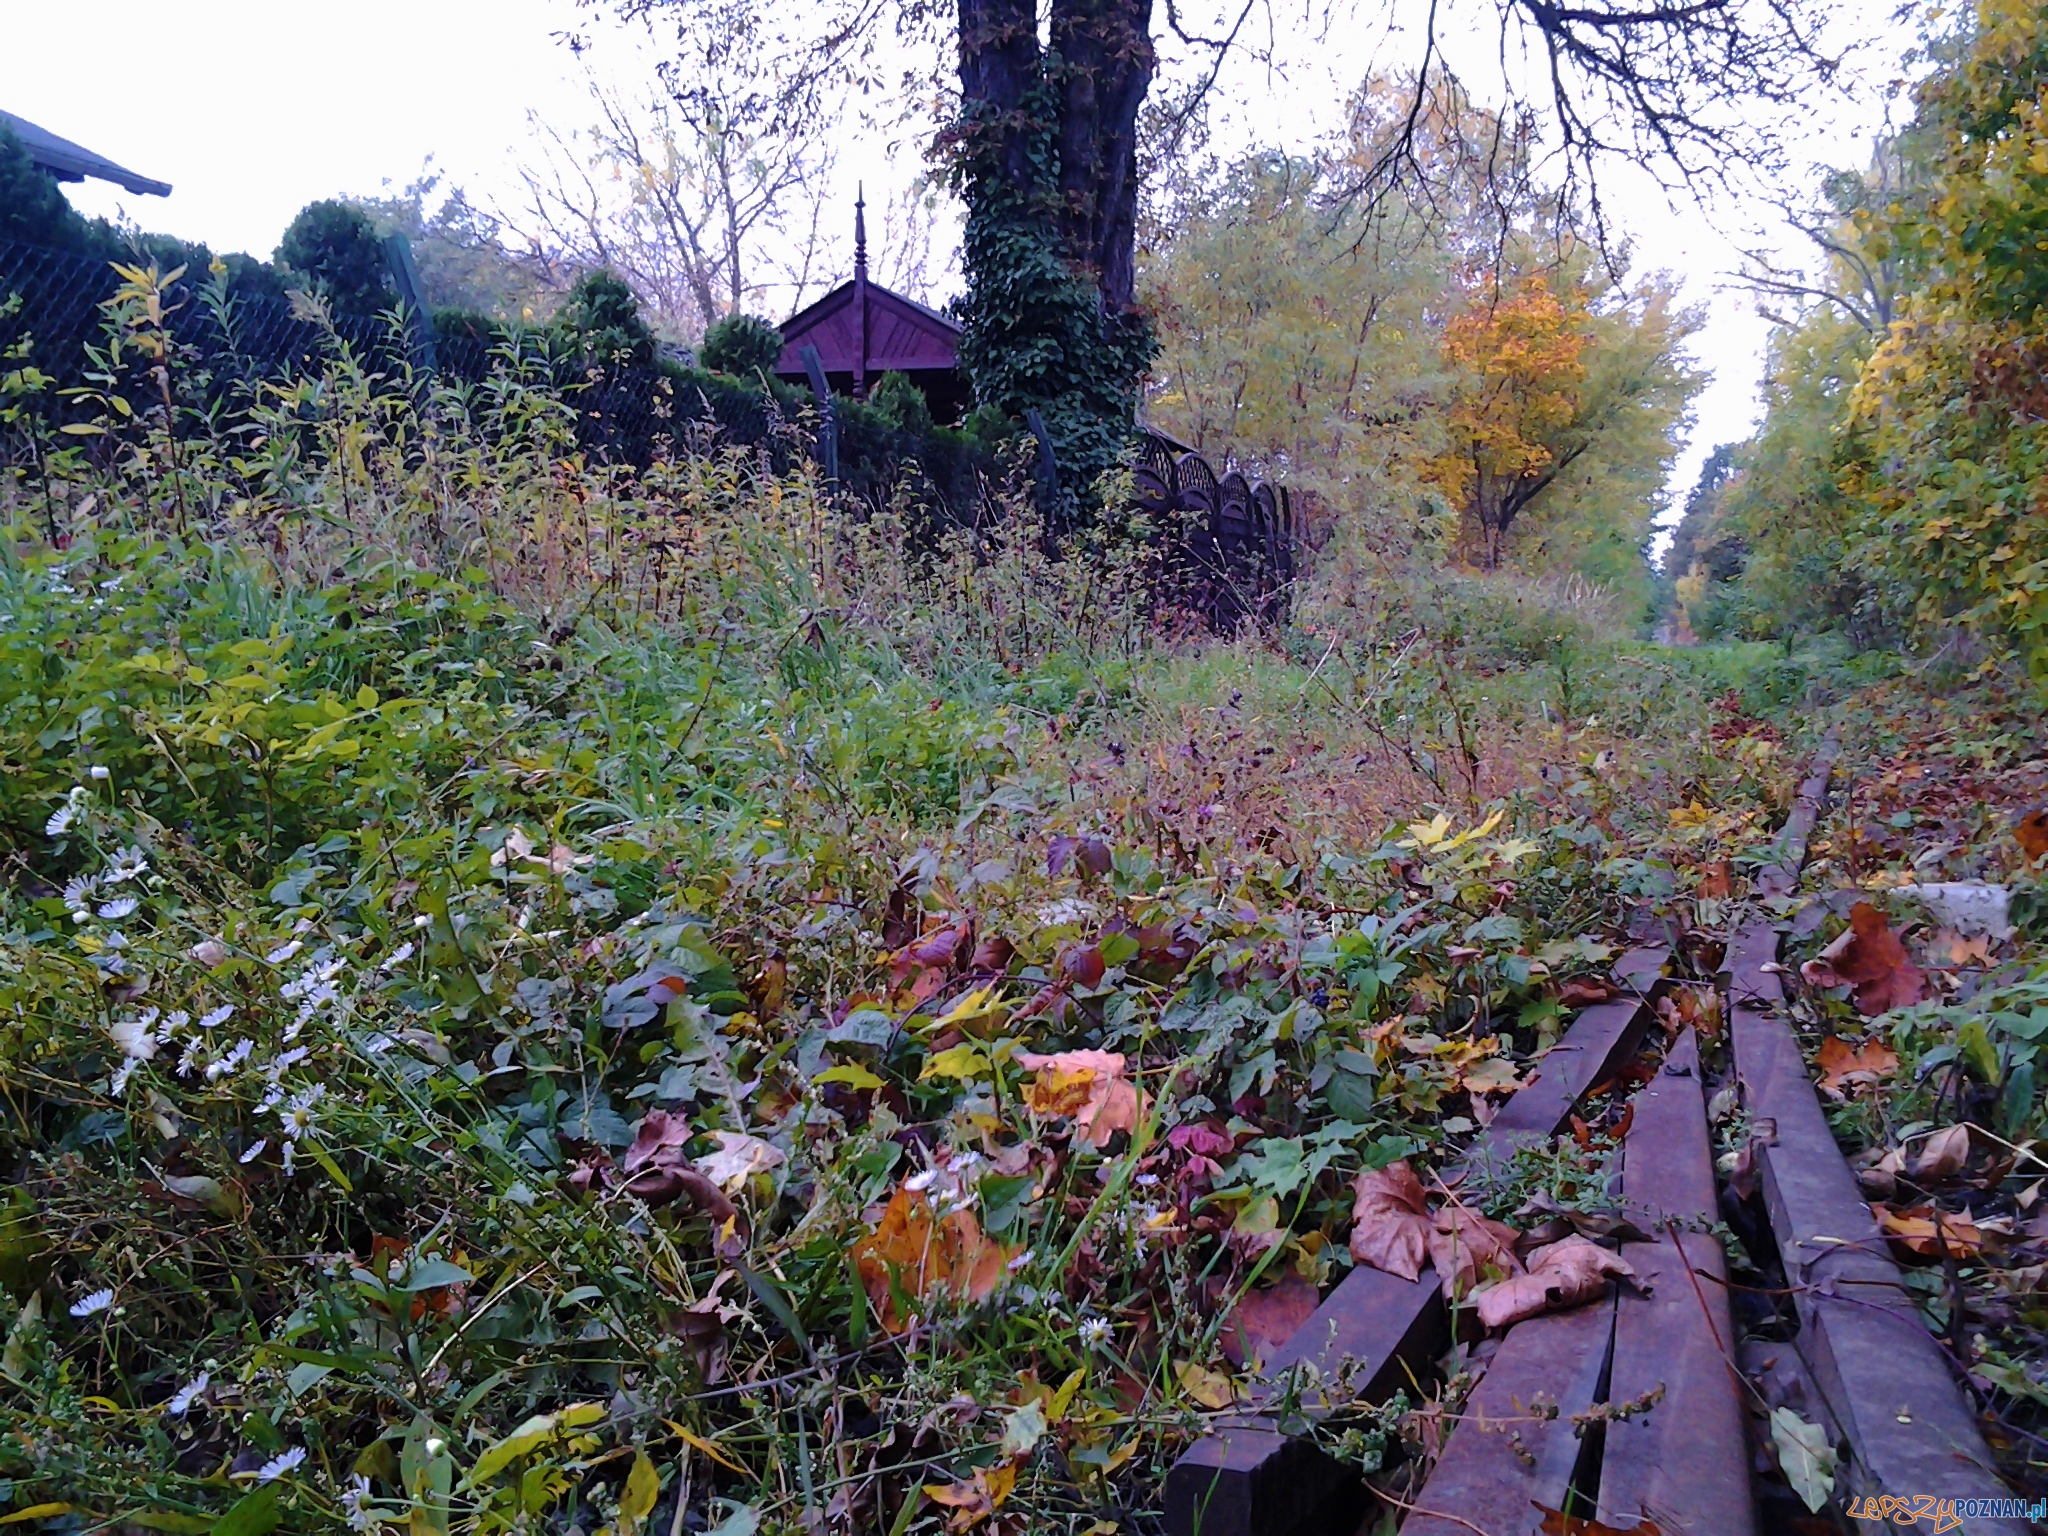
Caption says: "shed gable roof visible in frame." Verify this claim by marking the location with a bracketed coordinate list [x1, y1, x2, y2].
[775, 279, 961, 379]
[1, 109, 172, 197]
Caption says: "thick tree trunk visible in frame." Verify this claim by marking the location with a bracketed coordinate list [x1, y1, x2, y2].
[1049, 0, 1155, 310]
[955, 0, 1152, 313]
[956, 0, 1041, 192]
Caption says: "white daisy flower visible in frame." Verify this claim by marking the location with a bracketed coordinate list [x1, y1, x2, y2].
[166, 1372, 209, 1415]
[197, 1005, 235, 1031]
[108, 1013, 160, 1061]
[256, 1446, 306, 1482]
[97, 896, 139, 920]
[380, 942, 415, 970]
[278, 1084, 325, 1140]
[206, 1038, 255, 1081]
[109, 1059, 140, 1097]
[340, 1474, 374, 1531]
[239, 1139, 268, 1165]
[265, 940, 302, 965]
[1077, 1314, 1114, 1350]
[69, 1288, 114, 1318]
[105, 847, 150, 883]
[61, 874, 98, 906]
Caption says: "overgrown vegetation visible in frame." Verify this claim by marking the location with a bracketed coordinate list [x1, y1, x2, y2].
[0, 248, 1843, 1532]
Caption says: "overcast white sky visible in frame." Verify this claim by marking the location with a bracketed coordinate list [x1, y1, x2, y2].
[3, 0, 1897, 553]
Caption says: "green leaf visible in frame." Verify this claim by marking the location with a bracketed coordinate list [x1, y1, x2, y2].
[466, 1403, 606, 1485]
[398, 1258, 474, 1291]
[209, 1486, 280, 1536]
[121, 1514, 214, 1534]
[1769, 1406, 1837, 1512]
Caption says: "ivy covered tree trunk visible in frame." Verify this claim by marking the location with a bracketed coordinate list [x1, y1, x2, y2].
[951, 0, 1157, 517]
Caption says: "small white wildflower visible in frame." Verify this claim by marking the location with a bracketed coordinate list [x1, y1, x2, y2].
[97, 896, 139, 920]
[265, 940, 302, 965]
[62, 874, 98, 906]
[268, 1046, 311, 1079]
[197, 1004, 234, 1030]
[904, 1168, 939, 1193]
[256, 1446, 306, 1483]
[1077, 1315, 1114, 1351]
[206, 1038, 255, 1081]
[412, 913, 431, 929]
[176, 1038, 204, 1078]
[340, 1473, 374, 1531]
[278, 1083, 325, 1139]
[108, 1013, 159, 1061]
[362, 1033, 396, 1055]
[88, 765, 110, 781]
[160, 1011, 189, 1041]
[190, 939, 229, 967]
[380, 942, 415, 970]
[166, 1372, 209, 1415]
[240, 1139, 268, 1165]
[1006, 1248, 1035, 1272]
[69, 1288, 114, 1318]
[69, 908, 91, 924]
[109, 1059, 140, 1097]
[45, 801, 77, 837]
[106, 846, 149, 883]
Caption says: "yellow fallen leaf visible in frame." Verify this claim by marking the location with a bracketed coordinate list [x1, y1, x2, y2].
[921, 1043, 992, 1082]
[1175, 1360, 1237, 1409]
[663, 1419, 749, 1476]
[814, 1061, 886, 1091]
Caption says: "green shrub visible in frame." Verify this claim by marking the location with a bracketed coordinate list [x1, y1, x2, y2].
[559, 269, 655, 367]
[698, 312, 784, 378]
[275, 200, 396, 316]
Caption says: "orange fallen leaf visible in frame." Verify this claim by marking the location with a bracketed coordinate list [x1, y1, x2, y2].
[1697, 860, 1733, 900]
[923, 1462, 1018, 1531]
[1870, 1201, 1984, 1259]
[1536, 1506, 1664, 1536]
[851, 1187, 1017, 1333]
[1473, 1235, 1635, 1329]
[1814, 1036, 1900, 1098]
[1016, 1050, 1143, 1148]
[2018, 809, 2048, 865]
[1348, 1160, 1431, 1281]
[1800, 902, 1927, 1016]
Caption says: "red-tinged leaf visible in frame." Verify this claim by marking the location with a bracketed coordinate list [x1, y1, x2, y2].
[1219, 1271, 1321, 1368]
[1048, 835, 1112, 879]
[970, 935, 1015, 973]
[1696, 860, 1734, 900]
[1799, 902, 1926, 1015]
[623, 1108, 692, 1175]
[1557, 976, 1618, 1007]
[1348, 1160, 1430, 1281]
[1535, 1504, 1664, 1535]
[1059, 942, 1106, 989]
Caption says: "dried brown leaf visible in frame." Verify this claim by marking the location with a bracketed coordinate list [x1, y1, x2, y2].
[1347, 1160, 1431, 1281]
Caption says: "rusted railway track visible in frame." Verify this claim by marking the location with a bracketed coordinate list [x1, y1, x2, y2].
[1163, 734, 2032, 1535]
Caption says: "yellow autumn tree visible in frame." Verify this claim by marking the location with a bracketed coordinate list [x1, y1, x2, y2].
[1431, 275, 1591, 568]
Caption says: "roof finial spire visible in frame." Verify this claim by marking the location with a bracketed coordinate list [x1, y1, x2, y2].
[854, 184, 868, 280]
